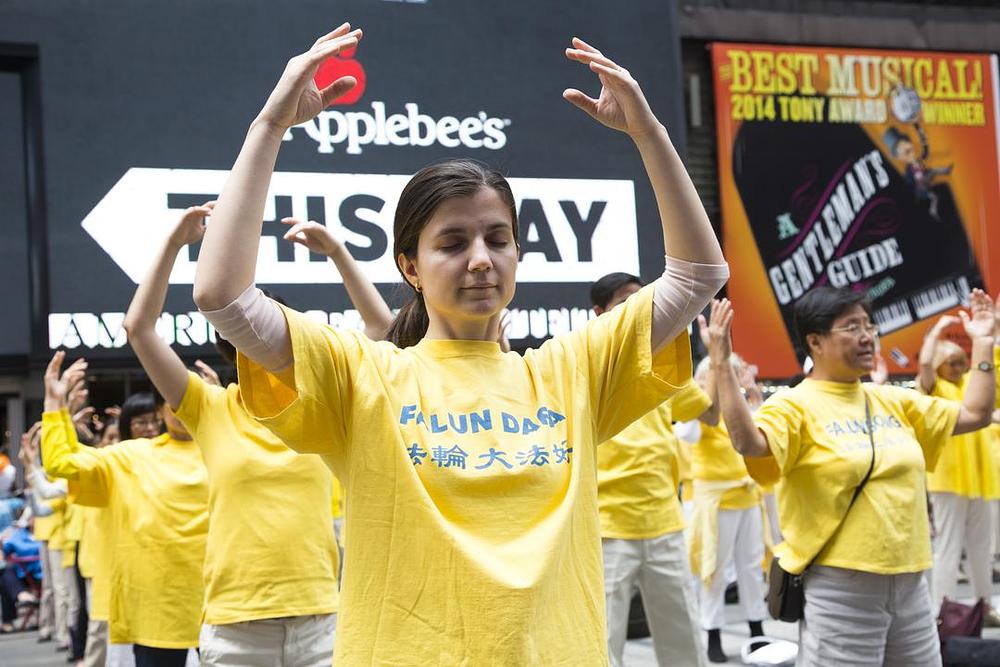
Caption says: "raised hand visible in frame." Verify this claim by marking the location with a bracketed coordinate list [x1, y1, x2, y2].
[194, 360, 222, 387]
[563, 37, 660, 138]
[258, 23, 363, 130]
[282, 217, 342, 257]
[870, 355, 889, 385]
[959, 289, 995, 340]
[705, 299, 734, 366]
[44, 351, 88, 411]
[168, 201, 215, 248]
[929, 314, 960, 337]
[19, 422, 41, 467]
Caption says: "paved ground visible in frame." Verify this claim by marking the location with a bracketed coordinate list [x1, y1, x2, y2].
[2, 583, 998, 666]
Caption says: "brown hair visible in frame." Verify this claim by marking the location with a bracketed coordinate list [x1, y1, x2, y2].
[386, 159, 518, 348]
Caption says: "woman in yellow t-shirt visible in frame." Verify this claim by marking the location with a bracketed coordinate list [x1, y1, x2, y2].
[707, 289, 997, 667]
[41, 352, 209, 667]
[192, 23, 728, 665]
[917, 315, 1000, 616]
[124, 203, 394, 667]
[591, 272, 714, 667]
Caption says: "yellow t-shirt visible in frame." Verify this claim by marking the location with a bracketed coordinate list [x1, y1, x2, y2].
[77, 504, 114, 621]
[754, 379, 959, 575]
[692, 421, 760, 510]
[331, 476, 343, 520]
[597, 381, 710, 540]
[42, 409, 209, 648]
[175, 372, 340, 625]
[924, 351, 1000, 499]
[237, 283, 691, 666]
[36, 498, 66, 547]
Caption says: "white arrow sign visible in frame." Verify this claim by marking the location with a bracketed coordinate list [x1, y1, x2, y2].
[82, 168, 639, 285]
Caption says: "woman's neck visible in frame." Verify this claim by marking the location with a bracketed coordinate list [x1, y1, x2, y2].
[424, 313, 502, 343]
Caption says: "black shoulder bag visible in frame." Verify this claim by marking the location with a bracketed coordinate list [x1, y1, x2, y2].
[766, 393, 877, 622]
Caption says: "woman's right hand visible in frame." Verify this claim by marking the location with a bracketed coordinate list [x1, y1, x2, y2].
[256, 22, 363, 130]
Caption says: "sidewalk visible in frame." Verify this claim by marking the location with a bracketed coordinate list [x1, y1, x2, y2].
[2, 582, 998, 666]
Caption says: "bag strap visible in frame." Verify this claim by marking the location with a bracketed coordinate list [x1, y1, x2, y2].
[803, 390, 877, 570]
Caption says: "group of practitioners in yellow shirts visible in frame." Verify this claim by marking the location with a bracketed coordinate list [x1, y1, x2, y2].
[17, 19, 1000, 667]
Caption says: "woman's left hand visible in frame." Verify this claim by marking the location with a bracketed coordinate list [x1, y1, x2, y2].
[563, 38, 660, 139]
[960, 289, 995, 340]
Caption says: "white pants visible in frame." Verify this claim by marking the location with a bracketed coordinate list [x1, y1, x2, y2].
[699, 507, 767, 630]
[199, 614, 337, 667]
[801, 566, 940, 666]
[930, 492, 993, 607]
[602, 532, 705, 667]
[106, 636, 137, 667]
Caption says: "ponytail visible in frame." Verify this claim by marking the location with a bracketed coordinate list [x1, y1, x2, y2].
[386, 293, 429, 349]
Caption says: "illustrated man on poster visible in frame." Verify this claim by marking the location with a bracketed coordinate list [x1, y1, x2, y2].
[883, 85, 954, 221]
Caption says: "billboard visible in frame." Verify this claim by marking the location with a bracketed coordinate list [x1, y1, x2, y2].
[0, 0, 683, 362]
[711, 43, 1000, 378]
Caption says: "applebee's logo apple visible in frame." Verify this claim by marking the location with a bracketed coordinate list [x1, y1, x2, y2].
[314, 47, 366, 106]
[284, 51, 511, 155]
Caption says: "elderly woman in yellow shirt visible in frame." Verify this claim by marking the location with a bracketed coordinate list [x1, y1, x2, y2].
[706, 288, 996, 667]
[917, 313, 1000, 618]
[41, 352, 209, 667]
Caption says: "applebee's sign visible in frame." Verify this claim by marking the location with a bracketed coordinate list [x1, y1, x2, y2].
[281, 47, 512, 155]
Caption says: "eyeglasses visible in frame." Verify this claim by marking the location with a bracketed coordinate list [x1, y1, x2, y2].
[829, 322, 880, 337]
[129, 416, 163, 429]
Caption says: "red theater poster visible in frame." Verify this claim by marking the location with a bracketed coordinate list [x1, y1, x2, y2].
[711, 43, 1000, 378]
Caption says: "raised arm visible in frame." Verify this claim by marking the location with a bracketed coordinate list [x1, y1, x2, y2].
[563, 39, 727, 352]
[917, 315, 958, 394]
[40, 352, 98, 481]
[124, 203, 214, 408]
[282, 217, 393, 340]
[563, 39, 724, 265]
[953, 289, 997, 434]
[19, 424, 67, 500]
[705, 300, 771, 457]
[694, 313, 720, 425]
[193, 24, 361, 311]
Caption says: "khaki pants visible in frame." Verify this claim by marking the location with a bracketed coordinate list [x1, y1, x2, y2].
[199, 614, 336, 667]
[801, 566, 940, 667]
[603, 531, 705, 667]
[37, 541, 55, 638]
[931, 493, 993, 608]
[52, 558, 74, 645]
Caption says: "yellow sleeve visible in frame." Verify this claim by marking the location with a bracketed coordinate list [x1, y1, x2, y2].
[41, 410, 112, 506]
[539, 283, 692, 444]
[753, 393, 804, 475]
[174, 372, 217, 434]
[889, 385, 961, 471]
[669, 381, 712, 423]
[237, 305, 361, 456]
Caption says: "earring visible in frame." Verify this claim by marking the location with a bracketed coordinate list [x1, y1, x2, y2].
[414, 282, 422, 293]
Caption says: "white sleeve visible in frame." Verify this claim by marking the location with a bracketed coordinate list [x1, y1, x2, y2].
[29, 470, 68, 500]
[673, 419, 702, 445]
[28, 491, 54, 517]
[200, 284, 293, 372]
[651, 255, 729, 353]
